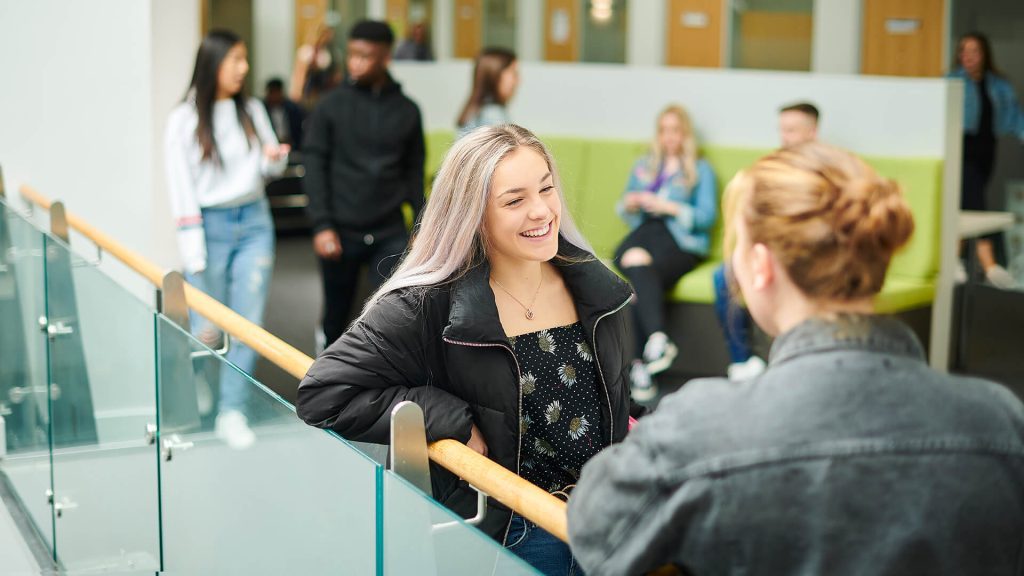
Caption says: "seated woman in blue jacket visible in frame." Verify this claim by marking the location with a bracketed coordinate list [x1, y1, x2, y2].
[614, 104, 717, 400]
[297, 124, 644, 575]
[569, 142, 1024, 576]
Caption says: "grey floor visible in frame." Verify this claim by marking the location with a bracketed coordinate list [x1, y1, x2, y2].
[0, 491, 41, 574]
[253, 234, 325, 405]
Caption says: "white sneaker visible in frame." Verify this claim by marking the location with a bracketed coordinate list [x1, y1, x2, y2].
[985, 265, 1018, 290]
[629, 360, 657, 402]
[215, 410, 255, 450]
[727, 356, 767, 381]
[643, 332, 678, 375]
[195, 375, 213, 416]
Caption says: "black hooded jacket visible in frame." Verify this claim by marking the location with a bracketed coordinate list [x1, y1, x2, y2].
[296, 241, 646, 541]
[302, 75, 425, 238]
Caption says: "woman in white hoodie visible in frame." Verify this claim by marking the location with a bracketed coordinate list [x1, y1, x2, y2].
[165, 29, 289, 448]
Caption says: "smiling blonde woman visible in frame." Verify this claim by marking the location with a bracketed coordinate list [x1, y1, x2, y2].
[297, 124, 646, 574]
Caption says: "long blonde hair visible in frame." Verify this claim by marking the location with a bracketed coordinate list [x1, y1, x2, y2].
[649, 104, 699, 188]
[358, 124, 592, 320]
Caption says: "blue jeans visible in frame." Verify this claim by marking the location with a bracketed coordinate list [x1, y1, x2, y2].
[713, 264, 753, 363]
[185, 199, 275, 413]
[504, 514, 584, 576]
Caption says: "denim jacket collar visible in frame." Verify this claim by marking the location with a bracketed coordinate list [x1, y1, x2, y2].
[769, 314, 925, 367]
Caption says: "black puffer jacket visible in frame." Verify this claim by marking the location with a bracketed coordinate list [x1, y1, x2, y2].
[296, 241, 645, 541]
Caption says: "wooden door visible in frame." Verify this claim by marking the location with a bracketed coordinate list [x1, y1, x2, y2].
[735, 11, 813, 70]
[386, 0, 409, 37]
[294, 0, 328, 52]
[454, 0, 482, 58]
[666, 0, 724, 68]
[544, 0, 579, 62]
[861, 0, 945, 77]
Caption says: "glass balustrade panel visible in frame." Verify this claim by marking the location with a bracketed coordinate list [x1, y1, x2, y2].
[42, 234, 160, 572]
[156, 314, 380, 574]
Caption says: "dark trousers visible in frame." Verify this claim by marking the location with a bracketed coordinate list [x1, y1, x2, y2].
[713, 264, 754, 364]
[614, 220, 701, 356]
[961, 137, 1006, 266]
[319, 231, 409, 346]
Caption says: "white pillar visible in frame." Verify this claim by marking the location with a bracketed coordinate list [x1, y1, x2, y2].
[433, 0, 453, 60]
[930, 78, 964, 372]
[515, 0, 543, 61]
[151, 0, 202, 275]
[627, 0, 665, 66]
[368, 0, 386, 20]
[811, 0, 862, 74]
[253, 0, 295, 90]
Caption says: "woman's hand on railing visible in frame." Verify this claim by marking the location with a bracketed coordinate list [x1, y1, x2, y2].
[467, 423, 489, 457]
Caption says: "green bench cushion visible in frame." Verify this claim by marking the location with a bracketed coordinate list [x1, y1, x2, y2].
[425, 131, 454, 182]
[668, 261, 720, 304]
[862, 156, 943, 281]
[572, 139, 644, 259]
[873, 275, 936, 314]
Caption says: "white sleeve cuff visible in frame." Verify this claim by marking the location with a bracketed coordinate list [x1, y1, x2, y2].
[261, 152, 289, 177]
[176, 226, 207, 274]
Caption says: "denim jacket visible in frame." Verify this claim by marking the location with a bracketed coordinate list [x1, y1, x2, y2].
[949, 68, 1024, 140]
[568, 315, 1024, 576]
[617, 157, 718, 257]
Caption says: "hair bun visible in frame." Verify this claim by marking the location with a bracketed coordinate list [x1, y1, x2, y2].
[735, 143, 917, 301]
[835, 175, 914, 256]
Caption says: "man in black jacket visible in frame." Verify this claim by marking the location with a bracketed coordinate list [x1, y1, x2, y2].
[302, 20, 425, 346]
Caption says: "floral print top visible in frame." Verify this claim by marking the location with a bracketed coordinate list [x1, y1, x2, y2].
[510, 322, 607, 493]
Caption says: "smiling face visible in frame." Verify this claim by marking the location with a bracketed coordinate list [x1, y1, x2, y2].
[217, 42, 249, 98]
[483, 146, 561, 266]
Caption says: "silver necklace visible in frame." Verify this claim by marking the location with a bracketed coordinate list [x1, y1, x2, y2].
[491, 269, 543, 320]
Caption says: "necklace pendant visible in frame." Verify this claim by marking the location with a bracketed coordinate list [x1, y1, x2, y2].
[525, 309, 535, 320]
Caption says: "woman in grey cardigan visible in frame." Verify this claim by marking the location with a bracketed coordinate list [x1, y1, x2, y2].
[568, 142, 1024, 576]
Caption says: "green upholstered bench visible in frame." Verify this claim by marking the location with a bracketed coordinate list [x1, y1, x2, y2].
[423, 131, 942, 314]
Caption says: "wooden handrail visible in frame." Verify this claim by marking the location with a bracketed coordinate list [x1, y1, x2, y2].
[429, 439, 568, 541]
[19, 184, 570, 542]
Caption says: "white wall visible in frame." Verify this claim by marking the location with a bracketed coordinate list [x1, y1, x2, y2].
[0, 0, 196, 286]
[392, 61, 951, 157]
[627, 0, 665, 66]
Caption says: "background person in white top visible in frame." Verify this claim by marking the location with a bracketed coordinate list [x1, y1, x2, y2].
[164, 29, 289, 449]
